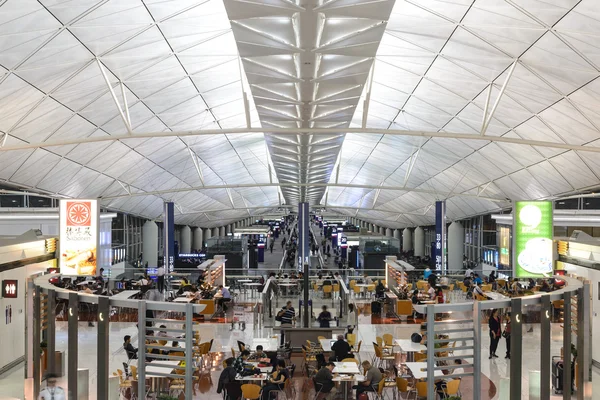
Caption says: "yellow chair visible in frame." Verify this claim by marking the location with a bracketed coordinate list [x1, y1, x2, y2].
[382, 333, 395, 350]
[317, 336, 326, 341]
[241, 383, 262, 400]
[349, 280, 356, 289]
[497, 279, 506, 289]
[397, 300, 413, 321]
[130, 365, 138, 380]
[346, 333, 357, 347]
[332, 283, 340, 299]
[366, 284, 376, 298]
[396, 377, 414, 399]
[323, 285, 332, 299]
[448, 284, 454, 291]
[231, 347, 236, 358]
[373, 343, 395, 368]
[415, 381, 428, 399]
[414, 352, 427, 362]
[406, 283, 413, 291]
[481, 284, 492, 292]
[353, 285, 362, 298]
[442, 379, 461, 398]
[461, 284, 469, 293]
[342, 358, 359, 364]
[416, 281, 427, 291]
[475, 293, 487, 301]
[355, 340, 362, 362]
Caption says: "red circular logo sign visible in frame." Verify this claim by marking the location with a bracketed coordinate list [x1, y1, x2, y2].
[67, 202, 91, 226]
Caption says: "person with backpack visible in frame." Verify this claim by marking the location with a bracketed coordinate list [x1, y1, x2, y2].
[277, 301, 295, 345]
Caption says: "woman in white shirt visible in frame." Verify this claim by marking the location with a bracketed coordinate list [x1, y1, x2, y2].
[347, 303, 358, 331]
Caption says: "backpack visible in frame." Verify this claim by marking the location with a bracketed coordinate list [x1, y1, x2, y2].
[275, 309, 285, 322]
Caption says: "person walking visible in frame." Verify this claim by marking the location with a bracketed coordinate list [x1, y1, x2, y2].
[156, 264, 165, 293]
[488, 309, 501, 359]
[269, 240, 274, 253]
[504, 313, 511, 359]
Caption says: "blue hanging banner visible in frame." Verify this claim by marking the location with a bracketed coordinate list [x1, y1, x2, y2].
[435, 201, 446, 272]
[164, 202, 175, 273]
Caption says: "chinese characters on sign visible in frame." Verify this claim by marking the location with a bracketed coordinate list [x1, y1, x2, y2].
[59, 199, 99, 275]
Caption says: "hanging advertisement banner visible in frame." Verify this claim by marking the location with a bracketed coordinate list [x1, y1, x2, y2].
[59, 199, 99, 275]
[435, 201, 446, 272]
[513, 201, 553, 277]
[164, 202, 175, 273]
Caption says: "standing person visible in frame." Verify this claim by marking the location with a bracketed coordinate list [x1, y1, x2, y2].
[281, 237, 286, 250]
[317, 305, 332, 328]
[39, 373, 67, 400]
[278, 301, 295, 345]
[347, 303, 357, 331]
[504, 313, 511, 359]
[156, 264, 165, 293]
[488, 309, 501, 359]
[269, 239, 275, 253]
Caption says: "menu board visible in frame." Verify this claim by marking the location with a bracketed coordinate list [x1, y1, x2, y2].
[513, 201, 553, 277]
[59, 199, 99, 275]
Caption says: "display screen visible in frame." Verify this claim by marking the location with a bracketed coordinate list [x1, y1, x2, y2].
[499, 226, 511, 266]
[59, 199, 99, 276]
[514, 201, 553, 277]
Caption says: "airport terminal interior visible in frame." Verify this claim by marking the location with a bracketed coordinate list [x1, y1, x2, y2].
[3, 0, 600, 399]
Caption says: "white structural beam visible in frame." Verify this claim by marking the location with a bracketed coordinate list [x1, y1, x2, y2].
[187, 147, 205, 186]
[481, 61, 517, 136]
[100, 181, 508, 202]
[96, 59, 133, 135]
[2, 127, 599, 153]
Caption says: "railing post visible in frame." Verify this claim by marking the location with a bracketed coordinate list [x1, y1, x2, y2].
[426, 304, 435, 400]
[47, 289, 56, 378]
[137, 301, 146, 399]
[33, 286, 41, 398]
[577, 282, 591, 400]
[563, 291, 572, 400]
[67, 292, 79, 399]
[510, 297, 522, 400]
[540, 295, 551, 400]
[185, 303, 193, 400]
[97, 296, 110, 400]
[472, 300, 481, 397]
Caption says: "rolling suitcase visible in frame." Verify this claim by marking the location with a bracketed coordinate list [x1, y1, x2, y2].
[552, 356, 564, 394]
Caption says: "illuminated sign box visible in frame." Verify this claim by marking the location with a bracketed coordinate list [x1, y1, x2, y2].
[59, 199, 99, 276]
[2, 280, 18, 298]
[513, 201, 553, 277]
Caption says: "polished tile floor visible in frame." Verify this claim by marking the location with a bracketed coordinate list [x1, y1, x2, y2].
[1, 307, 598, 399]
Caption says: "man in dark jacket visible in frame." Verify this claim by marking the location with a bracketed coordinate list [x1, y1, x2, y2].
[217, 357, 241, 399]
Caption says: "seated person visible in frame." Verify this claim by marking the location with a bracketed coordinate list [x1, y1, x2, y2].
[375, 281, 386, 299]
[353, 360, 382, 398]
[317, 305, 332, 328]
[427, 283, 436, 300]
[123, 335, 138, 360]
[314, 362, 337, 400]
[427, 272, 438, 288]
[248, 345, 268, 361]
[472, 283, 485, 298]
[527, 278, 536, 290]
[260, 360, 289, 400]
[473, 274, 483, 285]
[330, 334, 352, 362]
[233, 350, 260, 376]
[170, 341, 183, 355]
[216, 285, 232, 310]
[363, 274, 373, 285]
[217, 357, 241, 398]
[435, 359, 464, 397]
[436, 287, 444, 304]
[411, 290, 421, 305]
[540, 280, 552, 292]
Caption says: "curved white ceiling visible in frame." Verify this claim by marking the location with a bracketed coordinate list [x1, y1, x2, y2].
[0, 0, 600, 228]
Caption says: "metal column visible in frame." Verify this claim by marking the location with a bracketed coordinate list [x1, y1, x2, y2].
[298, 202, 310, 327]
[577, 283, 591, 400]
[97, 296, 110, 400]
[47, 289, 56, 376]
[33, 286, 41, 397]
[185, 303, 194, 400]
[540, 295, 551, 400]
[68, 292, 79, 399]
[137, 301, 146, 399]
[510, 298, 523, 399]
[563, 291, 572, 400]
